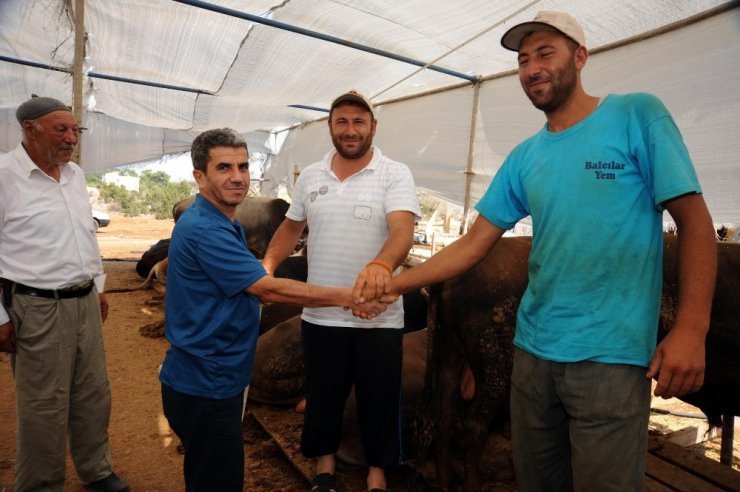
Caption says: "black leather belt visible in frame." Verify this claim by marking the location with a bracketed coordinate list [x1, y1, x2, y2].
[13, 281, 94, 300]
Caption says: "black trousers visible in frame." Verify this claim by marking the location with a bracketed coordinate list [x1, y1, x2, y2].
[300, 321, 403, 468]
[161, 383, 245, 492]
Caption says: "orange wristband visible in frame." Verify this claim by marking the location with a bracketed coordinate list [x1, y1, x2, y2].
[366, 259, 393, 275]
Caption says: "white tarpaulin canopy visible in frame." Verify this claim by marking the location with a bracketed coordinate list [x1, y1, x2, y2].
[1, 0, 738, 224]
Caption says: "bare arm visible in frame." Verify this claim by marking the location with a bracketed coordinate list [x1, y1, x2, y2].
[262, 218, 307, 276]
[647, 193, 716, 398]
[99, 292, 109, 323]
[352, 210, 416, 302]
[246, 276, 387, 319]
[358, 215, 506, 302]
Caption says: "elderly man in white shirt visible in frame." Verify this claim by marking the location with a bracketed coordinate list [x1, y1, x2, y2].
[0, 96, 129, 492]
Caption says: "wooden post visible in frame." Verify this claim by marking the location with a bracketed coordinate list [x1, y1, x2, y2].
[720, 414, 735, 466]
[292, 165, 300, 185]
[443, 203, 451, 233]
[460, 82, 480, 235]
[71, 0, 85, 166]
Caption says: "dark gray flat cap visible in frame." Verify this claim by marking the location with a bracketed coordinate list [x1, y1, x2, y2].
[16, 95, 71, 124]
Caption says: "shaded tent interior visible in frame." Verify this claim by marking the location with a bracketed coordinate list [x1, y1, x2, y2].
[0, 0, 738, 228]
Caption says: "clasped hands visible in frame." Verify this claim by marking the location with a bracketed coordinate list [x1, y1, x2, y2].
[347, 263, 399, 320]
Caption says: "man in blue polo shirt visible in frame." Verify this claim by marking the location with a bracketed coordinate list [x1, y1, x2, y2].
[160, 128, 387, 491]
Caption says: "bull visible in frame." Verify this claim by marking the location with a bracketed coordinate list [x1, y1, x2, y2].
[421, 236, 529, 490]
[421, 235, 739, 490]
[659, 236, 740, 426]
[135, 195, 296, 280]
[171, 195, 293, 259]
[136, 238, 169, 278]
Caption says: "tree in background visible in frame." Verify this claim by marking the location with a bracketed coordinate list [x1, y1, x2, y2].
[87, 170, 196, 219]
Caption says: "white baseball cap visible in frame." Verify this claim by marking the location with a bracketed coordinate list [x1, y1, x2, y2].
[501, 11, 585, 52]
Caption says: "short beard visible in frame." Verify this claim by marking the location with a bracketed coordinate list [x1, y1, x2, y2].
[332, 135, 373, 160]
[526, 55, 578, 115]
[529, 79, 575, 114]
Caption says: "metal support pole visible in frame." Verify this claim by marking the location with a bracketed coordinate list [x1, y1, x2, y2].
[71, 0, 85, 166]
[172, 0, 476, 82]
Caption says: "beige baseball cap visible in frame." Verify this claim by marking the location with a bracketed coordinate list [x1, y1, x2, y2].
[501, 11, 585, 52]
[330, 90, 377, 119]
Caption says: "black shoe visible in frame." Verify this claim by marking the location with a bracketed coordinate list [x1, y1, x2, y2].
[87, 473, 131, 492]
[311, 472, 337, 492]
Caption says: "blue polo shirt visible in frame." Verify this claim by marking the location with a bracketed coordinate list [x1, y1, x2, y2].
[160, 194, 267, 399]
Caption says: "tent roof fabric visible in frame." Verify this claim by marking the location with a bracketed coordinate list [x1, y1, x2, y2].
[1, 1, 739, 224]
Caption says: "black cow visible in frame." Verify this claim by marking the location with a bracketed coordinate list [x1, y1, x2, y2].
[659, 235, 740, 426]
[136, 238, 170, 278]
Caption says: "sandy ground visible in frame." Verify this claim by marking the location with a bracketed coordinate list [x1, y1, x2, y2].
[0, 214, 737, 491]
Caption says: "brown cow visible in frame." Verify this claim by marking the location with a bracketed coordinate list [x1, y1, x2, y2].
[421, 236, 530, 490]
[250, 315, 305, 405]
[171, 195, 292, 259]
[422, 235, 738, 490]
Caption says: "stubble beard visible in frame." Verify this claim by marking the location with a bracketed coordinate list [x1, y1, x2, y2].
[525, 57, 578, 115]
[332, 134, 373, 160]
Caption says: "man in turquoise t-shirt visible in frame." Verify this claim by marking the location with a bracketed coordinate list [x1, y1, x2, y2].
[374, 11, 717, 492]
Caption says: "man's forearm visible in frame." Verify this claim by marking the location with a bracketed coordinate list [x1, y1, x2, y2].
[673, 228, 717, 334]
[255, 277, 349, 307]
[248, 277, 389, 318]
[667, 194, 717, 335]
[262, 219, 305, 274]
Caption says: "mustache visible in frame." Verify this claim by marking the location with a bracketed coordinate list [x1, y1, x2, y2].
[526, 74, 550, 87]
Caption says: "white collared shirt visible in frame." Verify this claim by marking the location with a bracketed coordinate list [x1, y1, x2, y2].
[0, 143, 105, 324]
[287, 146, 420, 328]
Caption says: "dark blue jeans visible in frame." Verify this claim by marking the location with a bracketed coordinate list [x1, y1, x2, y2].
[161, 383, 245, 492]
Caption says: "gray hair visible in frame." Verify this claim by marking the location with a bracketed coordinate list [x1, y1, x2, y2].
[191, 128, 247, 173]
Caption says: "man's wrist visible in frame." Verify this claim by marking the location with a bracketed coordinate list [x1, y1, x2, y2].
[367, 259, 393, 275]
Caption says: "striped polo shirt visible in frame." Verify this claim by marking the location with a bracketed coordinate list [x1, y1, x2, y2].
[286, 146, 420, 328]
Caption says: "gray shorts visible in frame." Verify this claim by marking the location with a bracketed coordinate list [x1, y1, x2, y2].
[510, 347, 651, 492]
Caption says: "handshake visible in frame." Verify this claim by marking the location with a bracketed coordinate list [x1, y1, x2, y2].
[345, 260, 401, 320]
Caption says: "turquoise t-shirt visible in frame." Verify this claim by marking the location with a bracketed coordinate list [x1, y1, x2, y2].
[160, 194, 267, 399]
[476, 93, 701, 367]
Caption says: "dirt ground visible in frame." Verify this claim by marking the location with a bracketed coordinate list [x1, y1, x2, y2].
[0, 215, 306, 491]
[0, 214, 737, 491]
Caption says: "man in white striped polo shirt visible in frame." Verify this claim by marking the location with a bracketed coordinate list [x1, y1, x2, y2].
[263, 90, 420, 492]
